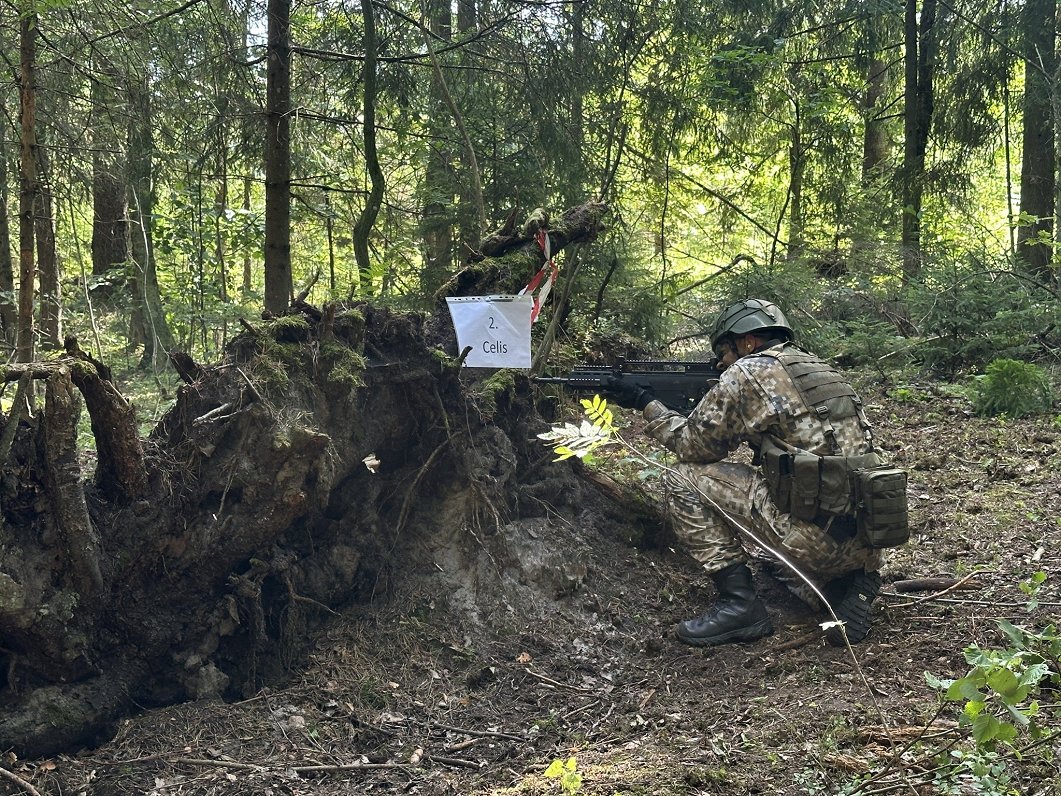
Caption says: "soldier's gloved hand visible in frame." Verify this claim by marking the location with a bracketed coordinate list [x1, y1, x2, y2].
[605, 376, 654, 411]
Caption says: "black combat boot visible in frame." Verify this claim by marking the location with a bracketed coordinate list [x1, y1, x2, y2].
[676, 563, 774, 647]
[825, 569, 881, 646]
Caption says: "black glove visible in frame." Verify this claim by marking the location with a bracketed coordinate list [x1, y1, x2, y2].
[605, 375, 654, 411]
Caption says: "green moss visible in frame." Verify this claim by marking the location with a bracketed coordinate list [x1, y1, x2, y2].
[249, 355, 291, 394]
[319, 341, 366, 391]
[473, 369, 518, 416]
[332, 309, 366, 347]
[266, 315, 312, 343]
[69, 360, 97, 379]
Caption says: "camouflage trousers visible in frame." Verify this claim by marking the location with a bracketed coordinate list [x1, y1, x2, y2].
[665, 460, 883, 600]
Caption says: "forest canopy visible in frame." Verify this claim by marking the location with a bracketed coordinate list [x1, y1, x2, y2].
[0, 0, 1058, 376]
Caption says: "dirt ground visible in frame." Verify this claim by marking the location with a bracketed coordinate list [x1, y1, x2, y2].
[6, 378, 1061, 796]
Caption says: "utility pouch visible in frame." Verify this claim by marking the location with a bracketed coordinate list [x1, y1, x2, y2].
[761, 437, 792, 513]
[818, 456, 855, 516]
[790, 453, 821, 520]
[854, 467, 910, 548]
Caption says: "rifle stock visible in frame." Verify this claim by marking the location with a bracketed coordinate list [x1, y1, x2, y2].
[536, 357, 721, 414]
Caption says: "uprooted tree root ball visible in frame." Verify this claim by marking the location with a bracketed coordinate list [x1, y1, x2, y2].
[0, 300, 660, 759]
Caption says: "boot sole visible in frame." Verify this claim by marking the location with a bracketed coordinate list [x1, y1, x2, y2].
[676, 618, 774, 647]
[826, 571, 881, 646]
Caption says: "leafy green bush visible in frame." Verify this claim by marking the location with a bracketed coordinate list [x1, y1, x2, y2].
[927, 616, 1059, 749]
[973, 359, 1054, 418]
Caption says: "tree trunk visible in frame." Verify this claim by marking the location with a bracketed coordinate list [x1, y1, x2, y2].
[264, 0, 292, 314]
[456, 0, 488, 262]
[127, 73, 176, 369]
[242, 174, 253, 295]
[862, 57, 890, 181]
[0, 134, 16, 346]
[901, 0, 937, 281]
[786, 98, 805, 262]
[215, 98, 230, 305]
[17, 13, 38, 365]
[1017, 0, 1056, 277]
[35, 141, 61, 350]
[850, 54, 891, 270]
[420, 0, 456, 295]
[89, 61, 129, 284]
[352, 0, 385, 297]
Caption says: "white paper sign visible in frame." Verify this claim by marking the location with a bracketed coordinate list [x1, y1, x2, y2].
[445, 295, 533, 369]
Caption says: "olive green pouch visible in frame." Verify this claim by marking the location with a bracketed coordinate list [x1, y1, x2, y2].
[854, 467, 910, 548]
[761, 436, 793, 513]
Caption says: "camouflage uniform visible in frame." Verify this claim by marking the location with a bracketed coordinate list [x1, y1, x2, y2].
[643, 341, 883, 596]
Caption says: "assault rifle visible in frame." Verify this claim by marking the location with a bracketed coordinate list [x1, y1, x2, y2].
[536, 357, 722, 414]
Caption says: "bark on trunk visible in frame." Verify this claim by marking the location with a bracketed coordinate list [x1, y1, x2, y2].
[263, 0, 292, 314]
[1016, 0, 1056, 277]
[17, 13, 38, 365]
[127, 72, 176, 369]
[36, 142, 61, 350]
[900, 0, 937, 281]
[0, 135, 15, 345]
[351, 0, 385, 296]
[420, 0, 456, 295]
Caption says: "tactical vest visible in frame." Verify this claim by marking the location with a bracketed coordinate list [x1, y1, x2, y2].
[764, 343, 874, 455]
[756, 344, 909, 548]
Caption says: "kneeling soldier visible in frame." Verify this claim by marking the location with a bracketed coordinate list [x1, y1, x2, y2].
[607, 298, 904, 646]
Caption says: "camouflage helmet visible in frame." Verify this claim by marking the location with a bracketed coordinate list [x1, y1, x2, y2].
[710, 298, 794, 347]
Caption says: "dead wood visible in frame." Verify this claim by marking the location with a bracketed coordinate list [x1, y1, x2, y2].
[168, 350, 205, 385]
[891, 577, 980, 593]
[43, 371, 103, 595]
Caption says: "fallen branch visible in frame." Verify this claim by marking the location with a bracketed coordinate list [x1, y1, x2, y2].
[0, 766, 43, 796]
[524, 667, 595, 693]
[290, 761, 404, 774]
[424, 754, 483, 770]
[769, 629, 821, 653]
[891, 576, 981, 593]
[890, 571, 992, 607]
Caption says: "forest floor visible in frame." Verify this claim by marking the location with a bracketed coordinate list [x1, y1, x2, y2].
[10, 375, 1061, 796]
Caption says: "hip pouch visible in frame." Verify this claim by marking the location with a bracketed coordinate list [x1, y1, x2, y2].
[761, 436, 879, 522]
[854, 467, 910, 548]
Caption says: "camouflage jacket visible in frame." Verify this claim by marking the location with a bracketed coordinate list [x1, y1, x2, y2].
[643, 342, 874, 464]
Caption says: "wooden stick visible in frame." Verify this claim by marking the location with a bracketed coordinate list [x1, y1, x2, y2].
[0, 767, 43, 796]
[891, 576, 981, 594]
[893, 571, 988, 606]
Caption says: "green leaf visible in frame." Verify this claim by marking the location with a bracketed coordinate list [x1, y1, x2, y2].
[947, 677, 984, 702]
[987, 668, 1020, 700]
[963, 700, 986, 719]
[925, 671, 953, 690]
[552, 446, 576, 461]
[998, 620, 1026, 648]
[971, 712, 1002, 745]
[994, 721, 1018, 743]
[1004, 702, 1031, 728]
[544, 759, 565, 778]
[1019, 662, 1050, 688]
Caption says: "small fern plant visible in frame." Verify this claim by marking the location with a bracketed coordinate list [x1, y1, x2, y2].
[537, 395, 618, 460]
[974, 358, 1054, 418]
